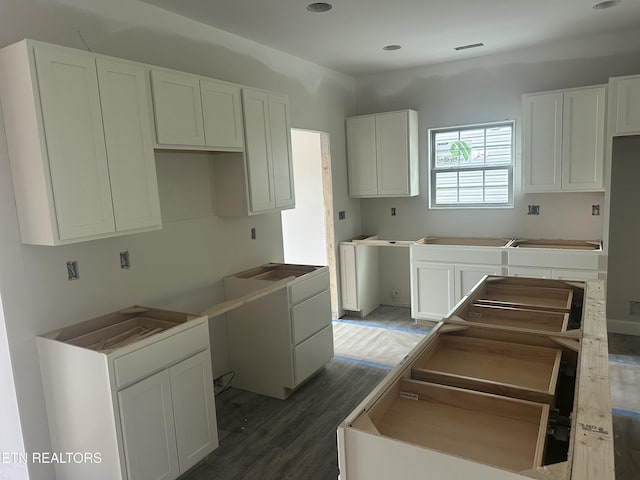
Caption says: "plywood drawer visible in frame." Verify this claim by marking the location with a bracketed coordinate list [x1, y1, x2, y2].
[113, 321, 209, 388]
[289, 268, 329, 305]
[362, 378, 549, 472]
[411, 335, 562, 404]
[471, 282, 573, 312]
[458, 304, 569, 332]
[291, 289, 331, 345]
[294, 324, 333, 385]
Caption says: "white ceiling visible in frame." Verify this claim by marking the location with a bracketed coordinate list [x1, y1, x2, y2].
[141, 0, 640, 76]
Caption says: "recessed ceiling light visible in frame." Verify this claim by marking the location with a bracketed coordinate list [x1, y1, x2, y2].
[454, 42, 484, 51]
[306, 2, 332, 13]
[383, 45, 402, 51]
[593, 0, 620, 9]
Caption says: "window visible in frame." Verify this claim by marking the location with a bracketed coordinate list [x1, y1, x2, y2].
[429, 121, 514, 208]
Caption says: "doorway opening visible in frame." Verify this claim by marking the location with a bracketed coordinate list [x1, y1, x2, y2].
[281, 129, 338, 317]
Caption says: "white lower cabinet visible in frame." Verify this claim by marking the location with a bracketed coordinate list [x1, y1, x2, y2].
[37, 309, 217, 480]
[454, 264, 504, 302]
[118, 370, 180, 480]
[224, 264, 333, 399]
[410, 244, 506, 321]
[119, 349, 218, 480]
[411, 261, 455, 321]
[507, 246, 602, 282]
[339, 237, 380, 316]
[411, 262, 503, 321]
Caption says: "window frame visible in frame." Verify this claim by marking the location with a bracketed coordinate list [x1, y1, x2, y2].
[428, 120, 515, 209]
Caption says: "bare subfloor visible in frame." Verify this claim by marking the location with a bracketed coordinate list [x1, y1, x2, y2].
[184, 307, 640, 480]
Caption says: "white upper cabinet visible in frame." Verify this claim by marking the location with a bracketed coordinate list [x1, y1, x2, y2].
[268, 93, 295, 209]
[346, 109, 419, 198]
[151, 70, 205, 146]
[346, 115, 378, 196]
[241, 88, 295, 214]
[522, 92, 563, 192]
[97, 58, 162, 232]
[150, 70, 244, 151]
[522, 85, 606, 193]
[611, 74, 640, 136]
[200, 78, 244, 150]
[0, 40, 162, 245]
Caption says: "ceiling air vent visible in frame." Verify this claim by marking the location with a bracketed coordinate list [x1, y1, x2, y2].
[454, 42, 484, 51]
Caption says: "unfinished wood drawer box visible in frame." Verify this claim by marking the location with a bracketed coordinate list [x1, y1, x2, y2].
[455, 304, 569, 332]
[411, 335, 561, 404]
[471, 281, 573, 311]
[360, 378, 548, 472]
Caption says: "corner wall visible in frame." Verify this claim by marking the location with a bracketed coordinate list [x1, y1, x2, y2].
[355, 29, 640, 306]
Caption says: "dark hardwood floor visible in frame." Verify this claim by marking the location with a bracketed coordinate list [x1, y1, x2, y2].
[183, 309, 640, 480]
[183, 358, 387, 480]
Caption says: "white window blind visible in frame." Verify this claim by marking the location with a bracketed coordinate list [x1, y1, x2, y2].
[429, 122, 514, 208]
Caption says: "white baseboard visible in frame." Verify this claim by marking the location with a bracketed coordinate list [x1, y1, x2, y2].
[607, 318, 640, 336]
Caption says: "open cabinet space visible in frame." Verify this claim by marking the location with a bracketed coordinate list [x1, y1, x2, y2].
[338, 276, 612, 480]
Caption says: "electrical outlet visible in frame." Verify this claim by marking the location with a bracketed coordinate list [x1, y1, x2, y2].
[66, 261, 79, 281]
[120, 250, 130, 270]
[592, 205, 600, 216]
[251, 227, 257, 239]
[338, 210, 346, 220]
[527, 205, 540, 215]
[630, 301, 640, 316]
[391, 207, 396, 216]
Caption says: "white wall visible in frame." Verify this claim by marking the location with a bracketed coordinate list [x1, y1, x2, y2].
[0, 1, 359, 479]
[0, 294, 28, 480]
[281, 130, 329, 266]
[607, 136, 640, 334]
[355, 29, 640, 306]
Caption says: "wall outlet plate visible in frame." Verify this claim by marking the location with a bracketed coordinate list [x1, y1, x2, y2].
[66, 261, 79, 280]
[120, 250, 130, 270]
[338, 210, 346, 220]
[528, 205, 540, 215]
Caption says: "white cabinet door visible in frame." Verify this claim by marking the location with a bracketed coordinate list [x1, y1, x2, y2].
[34, 44, 115, 240]
[169, 351, 218, 474]
[522, 92, 563, 192]
[411, 261, 455, 321]
[97, 58, 162, 232]
[376, 111, 409, 195]
[242, 89, 275, 213]
[151, 70, 205, 146]
[507, 266, 552, 279]
[346, 115, 377, 196]
[454, 264, 503, 303]
[562, 86, 605, 191]
[268, 93, 295, 208]
[118, 370, 180, 480]
[614, 75, 640, 135]
[293, 324, 334, 386]
[340, 243, 358, 311]
[200, 79, 244, 150]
